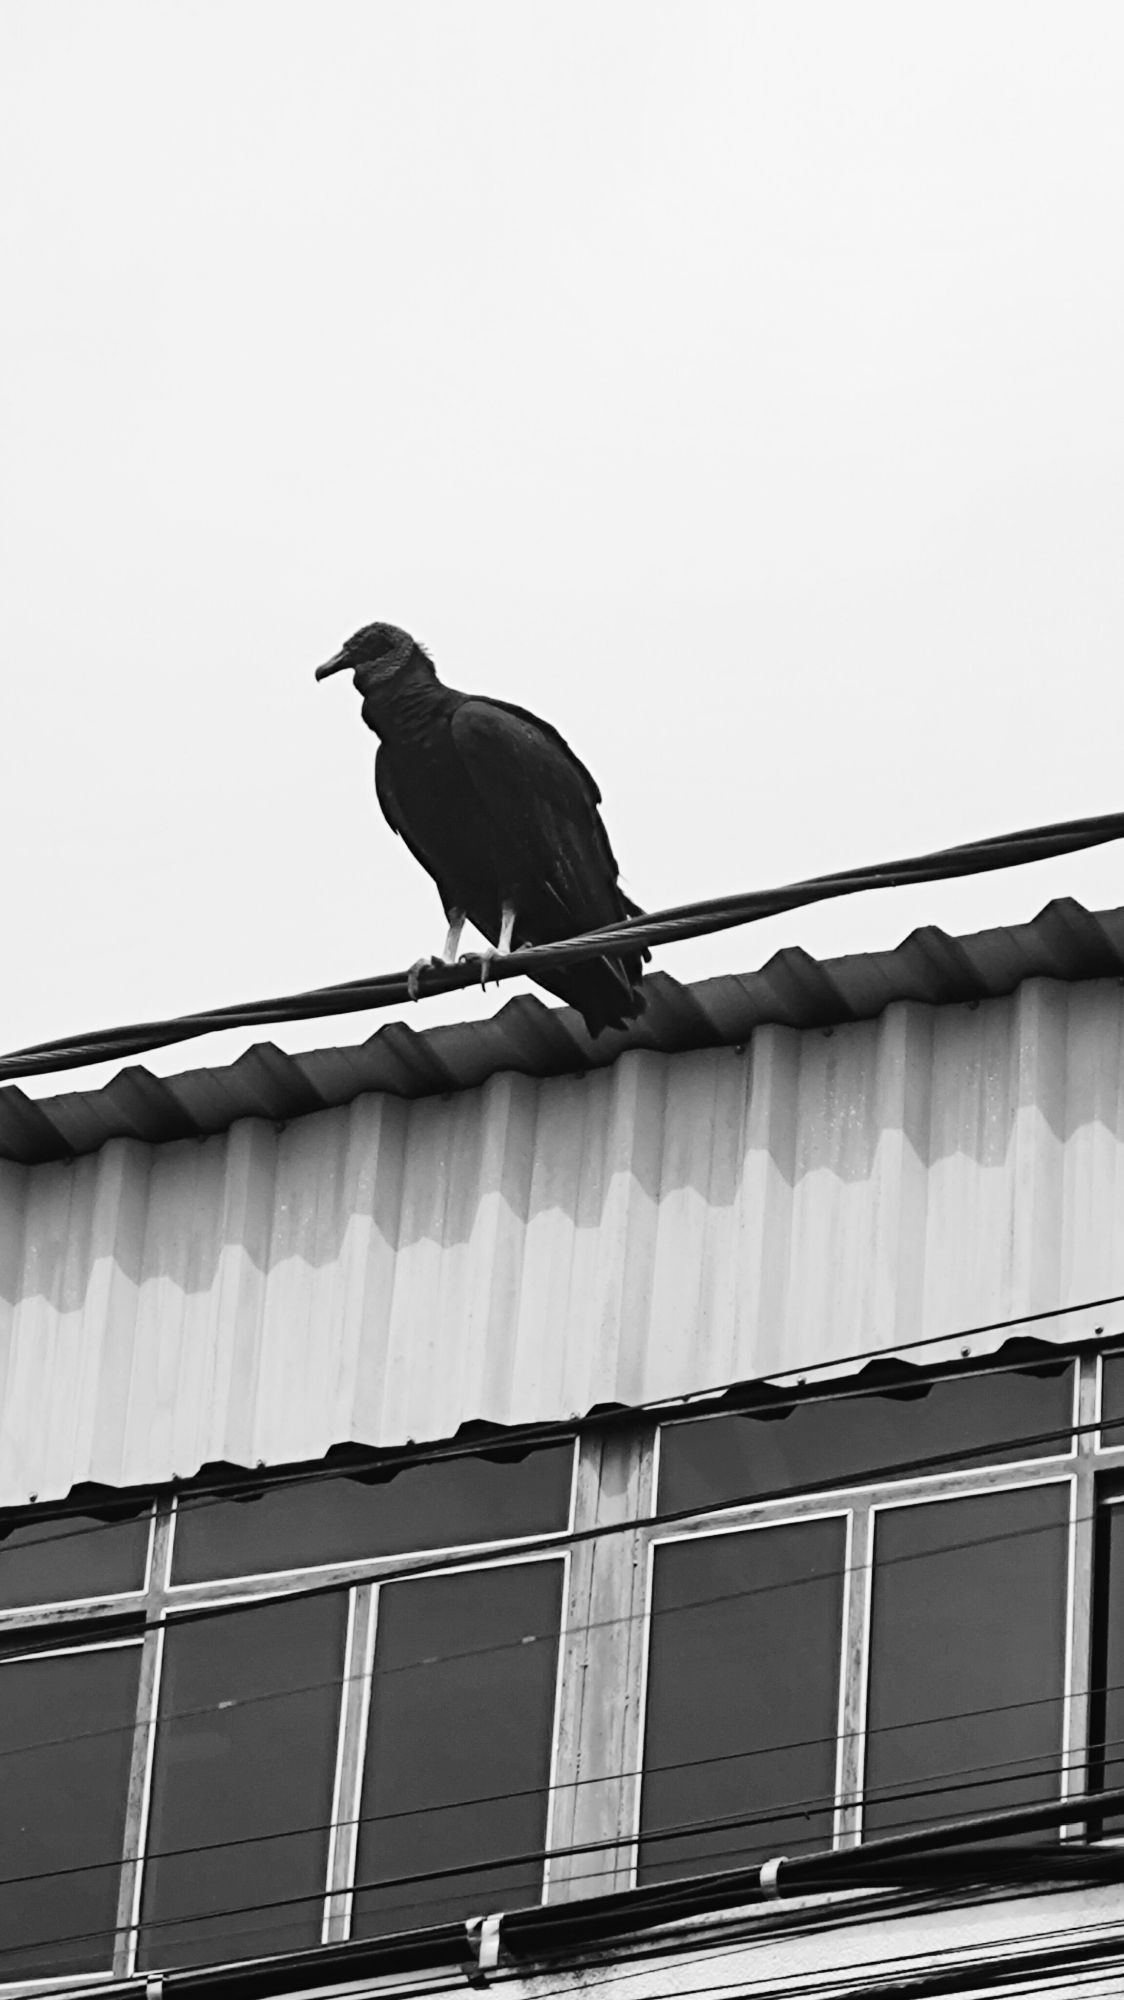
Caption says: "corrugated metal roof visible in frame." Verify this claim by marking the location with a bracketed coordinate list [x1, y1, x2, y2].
[3, 970, 1124, 1504]
[3, 896, 1124, 1168]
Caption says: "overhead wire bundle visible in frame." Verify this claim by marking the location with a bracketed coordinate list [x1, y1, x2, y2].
[2, 809, 1123, 1083]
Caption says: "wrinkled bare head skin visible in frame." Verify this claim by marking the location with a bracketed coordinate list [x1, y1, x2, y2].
[314, 621, 423, 695]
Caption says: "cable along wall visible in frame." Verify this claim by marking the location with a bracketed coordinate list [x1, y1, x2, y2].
[3, 974, 1124, 1504]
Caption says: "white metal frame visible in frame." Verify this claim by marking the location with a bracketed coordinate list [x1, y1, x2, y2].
[860, 1470, 1076, 1840]
[0, 1442, 578, 1983]
[8, 1346, 1124, 1984]
[630, 1350, 1108, 1893]
[632, 1502, 853, 1884]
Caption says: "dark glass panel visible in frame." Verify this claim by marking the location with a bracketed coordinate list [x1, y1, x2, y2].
[639, 1517, 846, 1883]
[1100, 1352, 1124, 1446]
[139, 1592, 347, 1969]
[352, 1559, 563, 1936]
[172, 1445, 572, 1584]
[1091, 1499, 1124, 1828]
[659, 1364, 1074, 1515]
[864, 1484, 1069, 1835]
[0, 1502, 150, 1609]
[0, 1642, 140, 1977]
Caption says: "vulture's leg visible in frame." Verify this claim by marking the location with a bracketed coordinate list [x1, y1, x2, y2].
[442, 909, 467, 960]
[406, 908, 467, 1001]
[469, 901, 517, 988]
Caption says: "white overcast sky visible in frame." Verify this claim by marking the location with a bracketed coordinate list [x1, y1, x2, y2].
[3, 1, 1123, 1098]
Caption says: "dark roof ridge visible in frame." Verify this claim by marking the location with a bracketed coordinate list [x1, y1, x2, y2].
[3, 896, 1124, 1167]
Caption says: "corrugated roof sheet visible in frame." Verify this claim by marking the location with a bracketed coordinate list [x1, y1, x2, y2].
[3, 968, 1124, 1503]
[3, 896, 1124, 1168]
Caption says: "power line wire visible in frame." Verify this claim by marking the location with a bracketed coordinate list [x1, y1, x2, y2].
[0, 1685, 1114, 1904]
[4, 810, 1124, 1082]
[149, 1879, 1124, 2000]
[0, 1320, 1099, 1562]
[0, 1360, 1112, 1952]
[0, 1443, 1114, 1961]
[2, 1618, 1114, 1847]
[16, 1786, 1124, 1975]
[18, 1837, 1124, 1996]
[0, 1434, 1107, 1766]
[0, 1408, 1094, 1667]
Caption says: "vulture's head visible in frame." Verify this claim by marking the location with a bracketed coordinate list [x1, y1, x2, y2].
[314, 621, 430, 696]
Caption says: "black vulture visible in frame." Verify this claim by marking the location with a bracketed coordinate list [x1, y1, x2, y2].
[315, 622, 648, 1036]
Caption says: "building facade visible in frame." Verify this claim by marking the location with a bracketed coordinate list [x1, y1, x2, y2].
[3, 900, 1124, 1995]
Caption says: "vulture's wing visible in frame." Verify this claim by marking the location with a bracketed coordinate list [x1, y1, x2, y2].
[375, 747, 458, 911]
[450, 697, 627, 931]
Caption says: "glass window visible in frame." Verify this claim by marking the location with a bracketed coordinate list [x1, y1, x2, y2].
[1090, 1497, 1124, 1828]
[353, 1559, 564, 1936]
[639, 1517, 846, 1883]
[1100, 1352, 1124, 1446]
[864, 1484, 1069, 1835]
[0, 1641, 141, 1978]
[139, 1592, 348, 1969]
[659, 1362, 1074, 1515]
[172, 1445, 573, 1584]
[0, 1501, 150, 1610]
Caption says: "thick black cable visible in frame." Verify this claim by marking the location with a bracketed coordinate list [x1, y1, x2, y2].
[71, 1900, 1124, 2000]
[129, 1881, 1124, 2000]
[207, 1874, 1124, 2000]
[4, 810, 1124, 1082]
[174, 1901, 1059, 2000]
[3, 1835, 1117, 1976]
[443, 1915, 1124, 2000]
[20, 1848, 1124, 1996]
[508, 1922, 1124, 2000]
[16, 1784, 1124, 1972]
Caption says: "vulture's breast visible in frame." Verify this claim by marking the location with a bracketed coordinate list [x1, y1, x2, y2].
[378, 720, 507, 927]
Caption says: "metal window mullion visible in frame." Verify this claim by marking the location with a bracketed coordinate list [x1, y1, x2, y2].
[113, 1498, 174, 1980]
[323, 1583, 378, 1943]
[834, 1502, 871, 1849]
[547, 1423, 656, 1903]
[1061, 1350, 1101, 1833]
[648, 1453, 1080, 1549]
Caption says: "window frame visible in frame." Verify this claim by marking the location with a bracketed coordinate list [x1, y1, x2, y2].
[635, 1503, 855, 1877]
[0, 1442, 577, 1983]
[8, 1343, 1124, 1985]
[634, 1352, 1096, 1873]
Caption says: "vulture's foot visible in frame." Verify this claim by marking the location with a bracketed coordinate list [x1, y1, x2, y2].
[407, 910, 469, 1000]
[406, 956, 445, 1001]
[463, 902, 518, 988]
[459, 948, 500, 990]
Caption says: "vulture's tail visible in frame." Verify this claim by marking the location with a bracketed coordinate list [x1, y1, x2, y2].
[537, 895, 649, 1038]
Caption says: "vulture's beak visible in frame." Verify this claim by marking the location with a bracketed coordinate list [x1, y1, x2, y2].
[314, 649, 351, 682]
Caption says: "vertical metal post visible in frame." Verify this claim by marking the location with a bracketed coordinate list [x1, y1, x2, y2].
[834, 1502, 872, 1847]
[1061, 1350, 1100, 1833]
[546, 1421, 656, 1902]
[323, 1583, 378, 1942]
[113, 1500, 174, 1978]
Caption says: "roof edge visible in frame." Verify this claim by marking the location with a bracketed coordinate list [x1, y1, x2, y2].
[4, 896, 1124, 1166]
